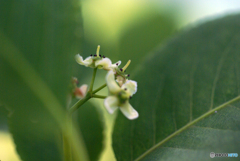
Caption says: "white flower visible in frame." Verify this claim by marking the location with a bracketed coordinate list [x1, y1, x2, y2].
[104, 71, 138, 120]
[95, 58, 120, 71]
[75, 45, 121, 71]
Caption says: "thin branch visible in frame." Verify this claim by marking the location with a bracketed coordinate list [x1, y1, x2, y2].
[92, 83, 107, 94]
[89, 68, 97, 92]
[92, 94, 107, 99]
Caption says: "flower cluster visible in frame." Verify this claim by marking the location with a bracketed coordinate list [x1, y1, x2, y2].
[74, 45, 138, 120]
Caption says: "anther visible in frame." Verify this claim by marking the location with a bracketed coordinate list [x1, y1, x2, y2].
[129, 96, 132, 99]
[120, 68, 123, 71]
[103, 55, 105, 58]
[94, 54, 97, 57]
[124, 88, 127, 90]
[128, 74, 130, 77]
[116, 63, 118, 66]
[90, 54, 92, 56]
[99, 54, 102, 57]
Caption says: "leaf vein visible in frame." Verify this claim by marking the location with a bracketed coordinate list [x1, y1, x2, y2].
[210, 34, 239, 110]
[192, 125, 240, 133]
[135, 95, 240, 161]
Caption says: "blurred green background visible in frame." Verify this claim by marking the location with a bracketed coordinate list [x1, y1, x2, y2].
[1, 0, 240, 160]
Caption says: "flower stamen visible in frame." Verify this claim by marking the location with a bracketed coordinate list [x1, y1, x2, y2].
[96, 45, 100, 57]
[122, 60, 131, 72]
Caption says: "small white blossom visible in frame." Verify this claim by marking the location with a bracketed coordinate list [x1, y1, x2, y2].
[104, 71, 138, 120]
[75, 45, 121, 71]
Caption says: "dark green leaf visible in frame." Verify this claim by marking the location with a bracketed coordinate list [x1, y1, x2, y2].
[0, 0, 103, 161]
[113, 14, 240, 161]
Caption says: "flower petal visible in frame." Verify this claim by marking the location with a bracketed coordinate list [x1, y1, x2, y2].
[82, 56, 93, 66]
[104, 96, 119, 114]
[75, 54, 84, 65]
[75, 54, 93, 67]
[108, 60, 121, 72]
[119, 102, 138, 120]
[95, 58, 112, 69]
[116, 75, 125, 87]
[121, 80, 137, 96]
[75, 84, 88, 99]
[106, 71, 121, 94]
[79, 84, 88, 96]
[113, 60, 121, 66]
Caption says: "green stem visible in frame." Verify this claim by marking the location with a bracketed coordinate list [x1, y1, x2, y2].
[92, 94, 107, 99]
[92, 83, 107, 94]
[89, 68, 97, 92]
[63, 113, 72, 161]
[68, 93, 91, 115]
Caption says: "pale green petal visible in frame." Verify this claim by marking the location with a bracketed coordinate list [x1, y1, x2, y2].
[116, 75, 125, 87]
[83, 56, 93, 66]
[95, 58, 112, 69]
[119, 102, 138, 120]
[113, 60, 121, 66]
[75, 54, 93, 67]
[79, 84, 88, 96]
[104, 96, 119, 114]
[75, 54, 84, 65]
[108, 60, 121, 72]
[75, 84, 88, 99]
[106, 71, 121, 94]
[121, 80, 137, 96]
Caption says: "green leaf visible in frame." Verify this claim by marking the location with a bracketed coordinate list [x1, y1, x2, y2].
[112, 14, 240, 161]
[0, 1, 103, 161]
[76, 101, 104, 161]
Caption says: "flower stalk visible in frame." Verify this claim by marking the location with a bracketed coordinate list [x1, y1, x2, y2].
[89, 68, 97, 92]
[92, 83, 107, 94]
[92, 94, 107, 99]
[68, 93, 91, 115]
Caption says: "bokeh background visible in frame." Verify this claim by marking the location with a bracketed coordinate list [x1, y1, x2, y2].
[1, 0, 240, 160]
